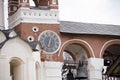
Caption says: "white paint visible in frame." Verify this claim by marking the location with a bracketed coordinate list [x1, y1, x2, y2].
[100, 39, 120, 58]
[0, 55, 10, 80]
[87, 58, 103, 80]
[42, 61, 63, 80]
[0, 36, 64, 80]
[8, 8, 59, 29]
[58, 39, 95, 58]
[0, 37, 39, 80]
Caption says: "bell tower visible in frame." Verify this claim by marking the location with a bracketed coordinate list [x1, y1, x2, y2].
[8, 0, 60, 57]
[8, 0, 29, 16]
[33, 0, 58, 9]
[0, 0, 5, 30]
[8, 0, 59, 42]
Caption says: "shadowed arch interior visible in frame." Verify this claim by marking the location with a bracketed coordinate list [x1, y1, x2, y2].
[10, 57, 24, 80]
[62, 43, 88, 80]
[103, 44, 120, 78]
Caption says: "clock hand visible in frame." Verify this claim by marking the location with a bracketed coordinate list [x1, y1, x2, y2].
[48, 36, 52, 47]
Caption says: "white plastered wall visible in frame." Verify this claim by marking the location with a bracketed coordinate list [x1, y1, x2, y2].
[41, 61, 63, 80]
[0, 37, 38, 80]
[87, 58, 104, 80]
[0, 36, 63, 80]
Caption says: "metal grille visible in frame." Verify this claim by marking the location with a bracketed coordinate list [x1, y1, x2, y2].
[102, 75, 120, 80]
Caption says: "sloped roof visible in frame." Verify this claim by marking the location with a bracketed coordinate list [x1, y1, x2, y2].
[60, 21, 120, 36]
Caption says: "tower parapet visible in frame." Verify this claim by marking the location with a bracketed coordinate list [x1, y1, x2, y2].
[8, 0, 59, 29]
[8, 8, 59, 29]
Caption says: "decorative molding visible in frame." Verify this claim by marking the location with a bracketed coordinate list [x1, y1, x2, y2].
[27, 36, 34, 42]
[32, 26, 39, 32]
[58, 39, 95, 57]
[100, 39, 120, 58]
[8, 7, 60, 29]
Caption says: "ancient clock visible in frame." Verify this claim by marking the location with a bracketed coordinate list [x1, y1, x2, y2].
[39, 30, 61, 54]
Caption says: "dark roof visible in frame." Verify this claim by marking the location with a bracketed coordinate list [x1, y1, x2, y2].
[60, 21, 120, 36]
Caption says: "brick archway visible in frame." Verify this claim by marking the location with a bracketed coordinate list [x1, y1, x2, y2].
[58, 39, 95, 58]
[100, 39, 120, 58]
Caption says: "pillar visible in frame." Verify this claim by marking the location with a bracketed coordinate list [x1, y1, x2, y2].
[87, 58, 104, 80]
[43, 61, 62, 80]
[0, 55, 10, 80]
[27, 58, 36, 80]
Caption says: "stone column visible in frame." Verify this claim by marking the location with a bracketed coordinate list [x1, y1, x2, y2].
[44, 61, 62, 80]
[0, 55, 10, 80]
[87, 58, 104, 80]
[33, 51, 41, 80]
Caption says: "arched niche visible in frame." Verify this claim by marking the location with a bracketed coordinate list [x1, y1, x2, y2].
[10, 57, 24, 80]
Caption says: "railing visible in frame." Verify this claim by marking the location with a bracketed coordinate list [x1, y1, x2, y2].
[102, 75, 120, 80]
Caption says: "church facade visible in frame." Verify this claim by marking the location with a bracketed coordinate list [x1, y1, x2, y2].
[0, 0, 120, 80]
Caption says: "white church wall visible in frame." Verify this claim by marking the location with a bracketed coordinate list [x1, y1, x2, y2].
[0, 55, 10, 80]
[33, 51, 41, 63]
[0, 37, 37, 80]
[1, 37, 33, 58]
[0, 31, 6, 43]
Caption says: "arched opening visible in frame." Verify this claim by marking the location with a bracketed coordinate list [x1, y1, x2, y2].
[10, 58, 23, 80]
[36, 62, 40, 80]
[33, 0, 50, 8]
[30, 0, 35, 7]
[103, 44, 120, 79]
[62, 43, 88, 80]
[8, 0, 19, 16]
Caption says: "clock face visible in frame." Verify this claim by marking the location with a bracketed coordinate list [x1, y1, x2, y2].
[38, 30, 61, 54]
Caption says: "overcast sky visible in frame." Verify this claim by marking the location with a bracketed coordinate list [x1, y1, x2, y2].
[58, 0, 120, 25]
[4, 0, 120, 27]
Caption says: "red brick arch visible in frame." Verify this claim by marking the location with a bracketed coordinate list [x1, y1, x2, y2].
[100, 39, 120, 58]
[58, 39, 95, 58]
